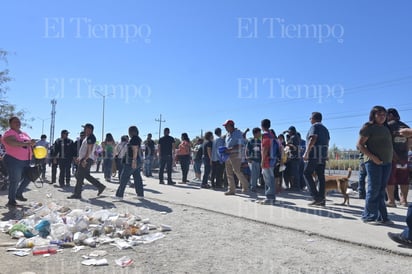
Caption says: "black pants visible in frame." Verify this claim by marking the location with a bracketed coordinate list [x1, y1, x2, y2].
[304, 159, 326, 202]
[211, 161, 225, 187]
[178, 155, 190, 182]
[58, 158, 72, 186]
[159, 155, 173, 183]
[51, 163, 58, 183]
[74, 158, 105, 196]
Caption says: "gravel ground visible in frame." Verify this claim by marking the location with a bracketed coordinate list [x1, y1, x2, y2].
[1, 183, 412, 274]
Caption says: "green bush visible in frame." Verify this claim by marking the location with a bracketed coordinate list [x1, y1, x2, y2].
[326, 159, 359, 171]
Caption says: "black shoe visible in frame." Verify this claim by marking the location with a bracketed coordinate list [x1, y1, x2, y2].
[16, 195, 27, 202]
[387, 232, 412, 246]
[167, 181, 176, 185]
[67, 194, 81, 199]
[97, 185, 106, 196]
[6, 201, 18, 207]
[159, 181, 165, 184]
[308, 200, 318, 206]
[308, 200, 325, 206]
[201, 183, 211, 189]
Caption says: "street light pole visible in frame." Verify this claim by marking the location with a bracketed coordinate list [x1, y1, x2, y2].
[38, 117, 50, 135]
[94, 90, 113, 142]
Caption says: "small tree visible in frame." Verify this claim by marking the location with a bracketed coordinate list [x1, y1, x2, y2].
[0, 50, 31, 130]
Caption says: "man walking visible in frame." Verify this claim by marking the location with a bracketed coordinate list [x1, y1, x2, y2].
[303, 112, 330, 206]
[68, 123, 106, 199]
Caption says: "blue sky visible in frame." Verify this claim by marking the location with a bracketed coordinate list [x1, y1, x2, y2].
[1, 0, 411, 149]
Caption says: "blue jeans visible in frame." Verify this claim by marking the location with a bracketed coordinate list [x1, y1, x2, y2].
[115, 157, 124, 179]
[103, 158, 113, 179]
[193, 159, 202, 174]
[116, 163, 144, 197]
[4, 155, 31, 203]
[402, 203, 412, 240]
[304, 159, 326, 202]
[358, 160, 367, 196]
[362, 161, 392, 222]
[248, 161, 260, 190]
[144, 155, 153, 176]
[262, 167, 275, 200]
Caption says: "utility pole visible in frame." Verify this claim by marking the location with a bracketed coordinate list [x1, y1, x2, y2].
[50, 99, 57, 142]
[94, 90, 113, 142]
[155, 114, 166, 140]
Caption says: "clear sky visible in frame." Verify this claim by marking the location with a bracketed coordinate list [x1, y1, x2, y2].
[1, 0, 411, 149]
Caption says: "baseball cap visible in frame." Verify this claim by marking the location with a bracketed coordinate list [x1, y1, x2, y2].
[222, 120, 235, 126]
[61, 129, 69, 135]
[82, 123, 94, 130]
[287, 126, 296, 133]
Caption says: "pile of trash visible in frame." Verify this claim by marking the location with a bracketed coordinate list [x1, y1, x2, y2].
[0, 201, 171, 266]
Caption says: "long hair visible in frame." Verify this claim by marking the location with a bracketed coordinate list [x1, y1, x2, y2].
[128, 126, 139, 137]
[104, 133, 115, 142]
[181, 133, 190, 142]
[368, 105, 387, 123]
[204, 131, 213, 141]
[361, 105, 387, 132]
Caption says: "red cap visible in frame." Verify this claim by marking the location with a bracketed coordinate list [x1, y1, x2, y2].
[223, 120, 235, 126]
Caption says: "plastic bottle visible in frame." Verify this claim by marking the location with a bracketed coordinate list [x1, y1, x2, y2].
[49, 240, 75, 248]
[32, 244, 58, 255]
[16, 238, 34, 248]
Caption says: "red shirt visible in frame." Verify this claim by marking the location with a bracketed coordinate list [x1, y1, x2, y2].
[261, 130, 274, 168]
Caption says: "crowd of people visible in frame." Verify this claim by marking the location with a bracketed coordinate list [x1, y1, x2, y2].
[0, 106, 411, 246]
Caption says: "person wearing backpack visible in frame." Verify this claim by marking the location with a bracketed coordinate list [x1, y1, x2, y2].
[258, 119, 277, 205]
